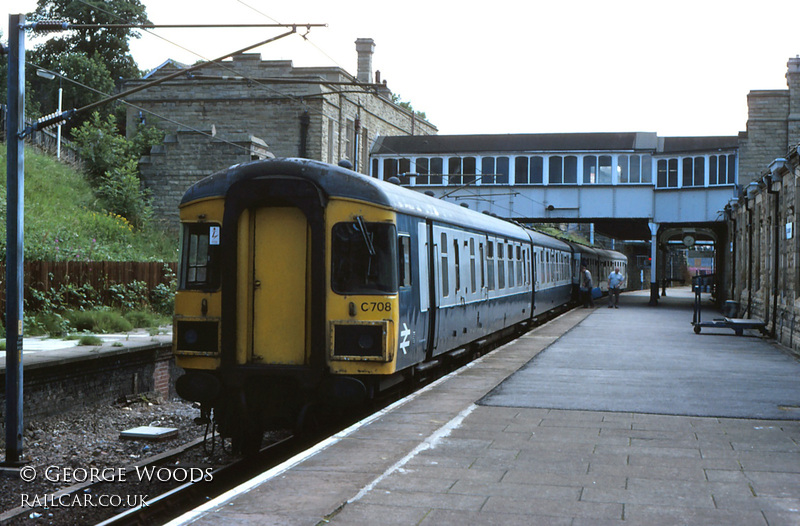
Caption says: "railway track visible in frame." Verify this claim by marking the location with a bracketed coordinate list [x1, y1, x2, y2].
[0, 431, 296, 526]
[96, 434, 303, 526]
[2, 307, 571, 526]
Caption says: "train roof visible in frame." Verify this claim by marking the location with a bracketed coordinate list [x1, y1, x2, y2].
[567, 243, 626, 260]
[527, 229, 572, 251]
[181, 158, 530, 239]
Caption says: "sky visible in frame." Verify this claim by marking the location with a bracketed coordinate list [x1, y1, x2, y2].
[4, 0, 800, 137]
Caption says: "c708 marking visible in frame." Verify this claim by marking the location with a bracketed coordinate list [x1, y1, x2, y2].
[360, 302, 391, 312]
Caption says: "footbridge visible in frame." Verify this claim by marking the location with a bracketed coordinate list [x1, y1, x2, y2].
[369, 132, 740, 303]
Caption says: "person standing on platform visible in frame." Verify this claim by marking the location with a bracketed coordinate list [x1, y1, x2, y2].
[608, 266, 624, 309]
[580, 264, 594, 308]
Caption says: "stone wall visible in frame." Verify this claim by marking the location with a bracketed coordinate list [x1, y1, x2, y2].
[138, 130, 271, 229]
[738, 57, 800, 186]
[729, 145, 800, 356]
[739, 91, 789, 184]
[124, 52, 437, 228]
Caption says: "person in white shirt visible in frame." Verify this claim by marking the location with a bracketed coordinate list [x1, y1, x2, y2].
[607, 267, 624, 309]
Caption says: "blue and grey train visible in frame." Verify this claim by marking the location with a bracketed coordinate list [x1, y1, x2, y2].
[172, 158, 627, 448]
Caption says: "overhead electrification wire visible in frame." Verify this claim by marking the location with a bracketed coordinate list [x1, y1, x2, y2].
[66, 0, 385, 137]
[52, 0, 538, 216]
[28, 61, 258, 154]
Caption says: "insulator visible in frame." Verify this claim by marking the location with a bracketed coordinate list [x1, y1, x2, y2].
[31, 20, 70, 33]
[34, 110, 71, 131]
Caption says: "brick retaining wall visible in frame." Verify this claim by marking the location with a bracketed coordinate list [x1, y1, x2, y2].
[0, 343, 177, 423]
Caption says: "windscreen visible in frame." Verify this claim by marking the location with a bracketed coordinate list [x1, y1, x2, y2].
[331, 220, 397, 294]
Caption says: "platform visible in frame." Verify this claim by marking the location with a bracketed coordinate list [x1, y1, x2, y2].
[170, 289, 800, 526]
[0, 329, 174, 419]
[0, 328, 172, 372]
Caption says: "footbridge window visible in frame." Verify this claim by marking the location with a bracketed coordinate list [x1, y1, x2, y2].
[709, 154, 737, 185]
[583, 155, 613, 184]
[618, 154, 653, 184]
[656, 159, 680, 188]
[548, 155, 577, 184]
[655, 154, 737, 188]
[682, 157, 706, 187]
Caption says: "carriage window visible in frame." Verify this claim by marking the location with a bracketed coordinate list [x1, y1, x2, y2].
[479, 242, 485, 289]
[469, 239, 477, 293]
[454, 239, 461, 292]
[498, 242, 506, 289]
[180, 223, 221, 290]
[508, 244, 515, 288]
[487, 241, 495, 291]
[399, 235, 412, 287]
[441, 233, 449, 297]
[331, 220, 397, 294]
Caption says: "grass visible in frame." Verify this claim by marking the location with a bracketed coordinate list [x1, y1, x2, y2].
[0, 146, 179, 262]
[77, 334, 103, 346]
[26, 308, 170, 337]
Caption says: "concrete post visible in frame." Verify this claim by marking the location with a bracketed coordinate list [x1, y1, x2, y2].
[649, 221, 659, 306]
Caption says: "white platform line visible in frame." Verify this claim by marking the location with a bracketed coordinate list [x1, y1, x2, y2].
[166, 352, 494, 525]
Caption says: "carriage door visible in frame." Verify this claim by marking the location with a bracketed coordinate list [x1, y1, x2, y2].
[251, 207, 309, 365]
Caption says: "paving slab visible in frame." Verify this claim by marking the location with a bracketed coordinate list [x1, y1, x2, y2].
[480, 289, 800, 420]
[169, 289, 800, 526]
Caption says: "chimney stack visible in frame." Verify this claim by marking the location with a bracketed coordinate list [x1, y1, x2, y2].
[788, 56, 800, 148]
[355, 38, 375, 84]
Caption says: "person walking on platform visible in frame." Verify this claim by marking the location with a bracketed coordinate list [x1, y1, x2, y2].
[608, 266, 624, 309]
[580, 264, 594, 308]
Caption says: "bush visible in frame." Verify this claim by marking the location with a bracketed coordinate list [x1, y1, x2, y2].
[150, 265, 177, 315]
[24, 312, 71, 337]
[107, 280, 150, 311]
[71, 113, 163, 230]
[0, 147, 178, 262]
[64, 310, 133, 334]
[97, 159, 154, 229]
[124, 310, 158, 329]
[78, 334, 103, 346]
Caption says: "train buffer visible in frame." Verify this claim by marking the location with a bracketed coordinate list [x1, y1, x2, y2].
[691, 278, 766, 336]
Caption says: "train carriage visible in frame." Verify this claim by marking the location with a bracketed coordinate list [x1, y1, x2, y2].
[173, 158, 626, 449]
[530, 231, 573, 316]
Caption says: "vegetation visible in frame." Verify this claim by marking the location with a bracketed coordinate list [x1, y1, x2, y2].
[0, 1, 177, 340]
[25, 0, 149, 135]
[24, 282, 173, 338]
[0, 146, 177, 337]
[391, 93, 427, 121]
[71, 112, 165, 228]
[0, 147, 177, 262]
[534, 225, 591, 245]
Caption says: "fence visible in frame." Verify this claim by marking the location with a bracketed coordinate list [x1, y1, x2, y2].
[0, 261, 178, 313]
[0, 104, 83, 167]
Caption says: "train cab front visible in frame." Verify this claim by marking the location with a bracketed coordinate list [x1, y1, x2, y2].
[173, 165, 404, 451]
[325, 201, 400, 396]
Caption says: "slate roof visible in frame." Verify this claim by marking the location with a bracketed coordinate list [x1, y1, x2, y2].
[373, 132, 739, 156]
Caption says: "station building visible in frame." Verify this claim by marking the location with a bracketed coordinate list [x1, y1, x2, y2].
[726, 57, 800, 353]
[121, 38, 436, 227]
